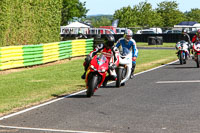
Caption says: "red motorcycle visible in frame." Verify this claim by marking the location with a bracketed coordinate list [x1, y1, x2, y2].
[85, 54, 109, 97]
[193, 41, 200, 68]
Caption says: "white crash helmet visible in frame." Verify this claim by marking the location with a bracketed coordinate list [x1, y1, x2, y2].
[125, 29, 133, 37]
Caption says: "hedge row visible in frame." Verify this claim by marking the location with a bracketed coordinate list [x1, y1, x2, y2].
[0, 39, 94, 70]
[0, 0, 62, 47]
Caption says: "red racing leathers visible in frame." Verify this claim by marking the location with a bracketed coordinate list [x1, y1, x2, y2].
[192, 35, 200, 43]
[84, 43, 119, 79]
[89, 44, 119, 66]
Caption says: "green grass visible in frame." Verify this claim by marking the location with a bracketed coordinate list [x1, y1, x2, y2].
[137, 42, 176, 47]
[136, 49, 177, 72]
[0, 49, 177, 115]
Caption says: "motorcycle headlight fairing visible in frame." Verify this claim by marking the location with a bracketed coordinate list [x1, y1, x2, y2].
[90, 65, 97, 71]
[98, 69, 106, 73]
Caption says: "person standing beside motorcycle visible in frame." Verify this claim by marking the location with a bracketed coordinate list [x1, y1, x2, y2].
[81, 34, 119, 80]
[116, 29, 138, 79]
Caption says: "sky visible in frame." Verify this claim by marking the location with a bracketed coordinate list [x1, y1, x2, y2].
[79, 0, 200, 16]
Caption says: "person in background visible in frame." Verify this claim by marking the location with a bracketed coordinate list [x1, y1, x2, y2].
[116, 29, 138, 79]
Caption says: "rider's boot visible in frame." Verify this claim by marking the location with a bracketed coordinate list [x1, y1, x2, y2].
[81, 72, 86, 79]
[130, 64, 136, 79]
[103, 76, 109, 87]
[121, 82, 125, 86]
[110, 75, 117, 81]
[103, 75, 117, 87]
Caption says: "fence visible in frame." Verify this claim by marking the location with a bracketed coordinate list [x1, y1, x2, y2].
[0, 39, 94, 70]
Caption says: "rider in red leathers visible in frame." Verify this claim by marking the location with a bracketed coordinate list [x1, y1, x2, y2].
[81, 34, 119, 83]
[191, 29, 200, 55]
[192, 29, 200, 43]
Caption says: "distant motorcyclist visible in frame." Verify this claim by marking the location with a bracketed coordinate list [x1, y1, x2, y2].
[191, 29, 200, 55]
[81, 34, 119, 81]
[116, 29, 138, 79]
[178, 29, 191, 54]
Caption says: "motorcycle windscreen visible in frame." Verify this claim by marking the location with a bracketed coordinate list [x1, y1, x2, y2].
[97, 54, 107, 66]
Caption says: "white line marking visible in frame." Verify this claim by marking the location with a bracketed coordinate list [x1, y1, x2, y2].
[157, 80, 200, 84]
[0, 60, 178, 121]
[0, 90, 86, 121]
[0, 125, 108, 133]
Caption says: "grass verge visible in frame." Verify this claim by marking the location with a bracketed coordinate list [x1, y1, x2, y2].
[137, 42, 176, 47]
[0, 49, 177, 116]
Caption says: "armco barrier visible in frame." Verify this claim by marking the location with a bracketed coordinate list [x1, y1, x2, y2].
[0, 39, 94, 70]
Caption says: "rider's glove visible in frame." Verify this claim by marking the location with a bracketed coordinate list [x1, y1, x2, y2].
[109, 64, 116, 70]
[85, 55, 92, 62]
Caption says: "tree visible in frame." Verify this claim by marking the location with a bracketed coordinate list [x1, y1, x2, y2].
[113, 6, 139, 27]
[185, 8, 200, 23]
[61, 0, 88, 25]
[82, 15, 113, 27]
[156, 1, 186, 27]
[135, 2, 163, 27]
[113, 2, 163, 28]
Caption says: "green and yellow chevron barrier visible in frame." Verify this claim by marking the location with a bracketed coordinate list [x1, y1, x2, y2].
[0, 39, 94, 70]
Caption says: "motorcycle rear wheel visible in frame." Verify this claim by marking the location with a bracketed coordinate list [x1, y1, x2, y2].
[87, 75, 98, 97]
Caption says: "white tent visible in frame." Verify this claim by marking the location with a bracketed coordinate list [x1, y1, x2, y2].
[60, 21, 90, 34]
[66, 21, 90, 28]
[173, 21, 200, 32]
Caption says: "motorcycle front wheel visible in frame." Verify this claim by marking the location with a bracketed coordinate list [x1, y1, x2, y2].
[87, 74, 98, 97]
[116, 68, 123, 87]
[179, 52, 183, 65]
[197, 54, 200, 68]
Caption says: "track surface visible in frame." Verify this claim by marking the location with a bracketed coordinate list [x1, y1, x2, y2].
[1, 59, 200, 133]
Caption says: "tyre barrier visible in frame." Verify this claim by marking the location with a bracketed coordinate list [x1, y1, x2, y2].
[0, 39, 94, 70]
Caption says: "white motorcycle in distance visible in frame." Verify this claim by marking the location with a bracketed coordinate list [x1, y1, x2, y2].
[116, 47, 132, 87]
[175, 40, 190, 64]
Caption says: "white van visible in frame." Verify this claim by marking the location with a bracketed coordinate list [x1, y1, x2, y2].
[136, 28, 162, 34]
[136, 29, 156, 34]
[149, 28, 162, 34]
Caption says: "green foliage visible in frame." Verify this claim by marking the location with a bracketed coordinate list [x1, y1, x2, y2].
[156, 1, 186, 27]
[82, 15, 113, 27]
[114, 6, 138, 27]
[0, 0, 62, 46]
[113, 1, 200, 28]
[136, 2, 163, 27]
[61, 0, 88, 26]
[113, 2, 163, 28]
[185, 8, 200, 23]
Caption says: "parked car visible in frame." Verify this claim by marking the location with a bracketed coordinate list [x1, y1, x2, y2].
[136, 29, 156, 34]
[163, 30, 181, 34]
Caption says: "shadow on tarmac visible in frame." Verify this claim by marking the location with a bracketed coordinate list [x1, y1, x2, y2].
[166, 62, 197, 69]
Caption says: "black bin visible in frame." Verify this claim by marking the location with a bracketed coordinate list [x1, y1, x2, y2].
[148, 36, 156, 45]
[156, 36, 163, 45]
[148, 36, 163, 45]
